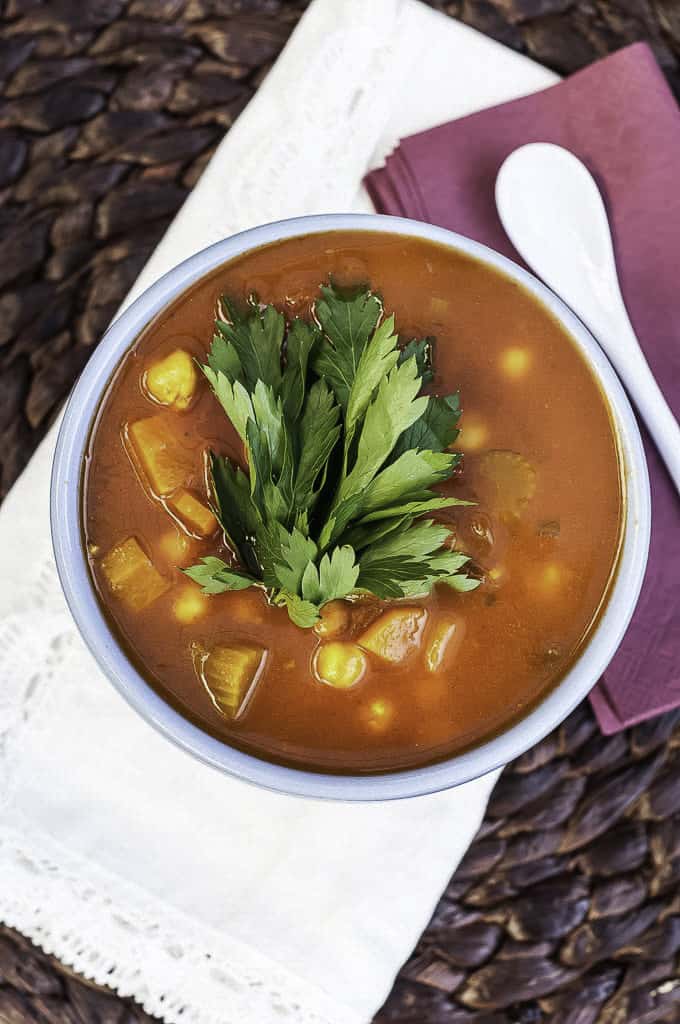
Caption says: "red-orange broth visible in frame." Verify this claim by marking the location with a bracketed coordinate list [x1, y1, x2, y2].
[83, 232, 623, 773]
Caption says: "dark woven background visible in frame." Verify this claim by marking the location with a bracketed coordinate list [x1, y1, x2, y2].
[1, 2, 679, 1023]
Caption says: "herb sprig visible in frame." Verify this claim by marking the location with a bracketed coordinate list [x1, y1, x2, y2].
[185, 282, 479, 627]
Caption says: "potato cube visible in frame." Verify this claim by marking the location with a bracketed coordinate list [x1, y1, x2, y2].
[173, 585, 209, 624]
[195, 642, 266, 719]
[145, 349, 197, 411]
[101, 537, 170, 611]
[126, 414, 195, 496]
[358, 607, 427, 664]
[425, 619, 464, 673]
[314, 642, 367, 689]
[168, 489, 217, 538]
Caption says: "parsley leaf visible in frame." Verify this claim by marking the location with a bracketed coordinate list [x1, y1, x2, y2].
[273, 529, 318, 595]
[360, 449, 457, 514]
[333, 356, 427, 510]
[359, 518, 453, 566]
[396, 550, 473, 597]
[294, 380, 341, 512]
[445, 574, 482, 593]
[210, 455, 261, 575]
[186, 280, 480, 626]
[246, 419, 291, 527]
[299, 545, 360, 604]
[399, 337, 435, 385]
[392, 392, 461, 460]
[341, 513, 413, 553]
[216, 296, 284, 390]
[356, 555, 435, 599]
[344, 314, 400, 451]
[281, 318, 320, 421]
[183, 556, 256, 594]
[358, 496, 465, 522]
[313, 283, 382, 410]
[201, 371, 253, 443]
[274, 591, 320, 628]
[207, 332, 243, 382]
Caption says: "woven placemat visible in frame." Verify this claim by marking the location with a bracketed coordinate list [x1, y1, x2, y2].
[1, 3, 679, 1022]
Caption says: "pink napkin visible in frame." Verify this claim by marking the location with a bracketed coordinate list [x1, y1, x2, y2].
[366, 43, 680, 733]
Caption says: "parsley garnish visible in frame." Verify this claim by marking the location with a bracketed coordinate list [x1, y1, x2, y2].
[184, 282, 479, 627]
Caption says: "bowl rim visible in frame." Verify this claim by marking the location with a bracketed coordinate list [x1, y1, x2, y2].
[51, 212, 651, 801]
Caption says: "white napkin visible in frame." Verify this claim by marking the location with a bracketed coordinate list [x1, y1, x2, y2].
[0, 3, 557, 1022]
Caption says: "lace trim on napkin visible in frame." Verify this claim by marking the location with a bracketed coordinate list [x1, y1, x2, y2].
[0, 821, 355, 1024]
[0, 540, 76, 805]
[0, 542, 357, 1024]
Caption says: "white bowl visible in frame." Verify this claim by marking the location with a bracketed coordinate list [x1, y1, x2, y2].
[51, 213, 651, 800]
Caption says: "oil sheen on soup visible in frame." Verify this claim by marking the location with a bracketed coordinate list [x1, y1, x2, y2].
[83, 231, 623, 773]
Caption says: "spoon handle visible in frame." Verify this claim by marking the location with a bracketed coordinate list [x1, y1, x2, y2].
[603, 313, 680, 492]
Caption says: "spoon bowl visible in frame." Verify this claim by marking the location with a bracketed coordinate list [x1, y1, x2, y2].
[496, 142, 680, 494]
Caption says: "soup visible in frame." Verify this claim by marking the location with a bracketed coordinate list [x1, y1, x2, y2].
[83, 231, 623, 774]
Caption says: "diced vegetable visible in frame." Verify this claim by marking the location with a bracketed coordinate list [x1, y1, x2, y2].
[314, 642, 367, 689]
[126, 414, 195, 496]
[313, 600, 351, 639]
[500, 346, 532, 379]
[145, 349, 198, 411]
[101, 537, 170, 611]
[194, 641, 266, 719]
[475, 450, 536, 519]
[425, 619, 464, 673]
[358, 607, 427, 664]
[157, 528, 196, 565]
[359, 697, 394, 733]
[173, 585, 209, 623]
[169, 489, 217, 538]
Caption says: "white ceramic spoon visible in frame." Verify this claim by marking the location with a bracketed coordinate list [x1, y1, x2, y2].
[495, 141, 680, 494]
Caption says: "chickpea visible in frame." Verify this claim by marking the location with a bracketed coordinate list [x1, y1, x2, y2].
[500, 346, 532, 379]
[173, 585, 209, 624]
[158, 528, 195, 565]
[314, 642, 367, 689]
[457, 414, 489, 452]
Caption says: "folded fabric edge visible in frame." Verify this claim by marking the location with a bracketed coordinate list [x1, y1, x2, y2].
[0, 819, 359, 1024]
[588, 683, 624, 735]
